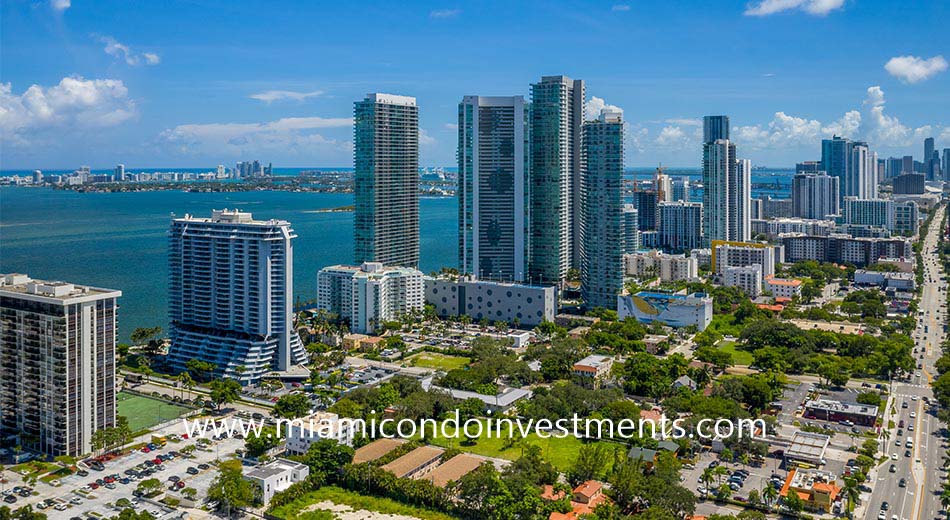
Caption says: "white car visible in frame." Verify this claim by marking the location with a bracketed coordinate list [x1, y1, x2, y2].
[891, 453, 898, 460]
[910, 412, 917, 418]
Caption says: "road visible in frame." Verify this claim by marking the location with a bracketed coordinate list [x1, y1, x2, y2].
[866, 204, 947, 520]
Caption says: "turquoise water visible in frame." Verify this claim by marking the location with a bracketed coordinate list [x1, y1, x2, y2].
[0, 187, 457, 341]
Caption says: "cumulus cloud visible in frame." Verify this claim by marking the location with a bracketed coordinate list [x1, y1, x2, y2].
[664, 118, 702, 126]
[94, 35, 160, 66]
[612, 4, 631, 11]
[744, 0, 844, 16]
[884, 55, 948, 84]
[419, 128, 437, 146]
[584, 96, 623, 121]
[444, 123, 458, 130]
[249, 90, 324, 103]
[158, 116, 352, 155]
[0, 76, 136, 145]
[429, 8, 461, 18]
[50, 0, 70, 11]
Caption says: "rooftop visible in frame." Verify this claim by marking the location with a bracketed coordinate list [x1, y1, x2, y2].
[175, 209, 290, 227]
[352, 438, 406, 464]
[382, 446, 445, 478]
[245, 458, 308, 481]
[804, 398, 877, 417]
[0, 274, 121, 302]
[419, 453, 483, 488]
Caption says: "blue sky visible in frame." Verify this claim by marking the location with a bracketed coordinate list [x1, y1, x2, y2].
[1, 0, 947, 169]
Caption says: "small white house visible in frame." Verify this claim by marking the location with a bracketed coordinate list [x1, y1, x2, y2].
[245, 458, 309, 506]
[284, 412, 357, 454]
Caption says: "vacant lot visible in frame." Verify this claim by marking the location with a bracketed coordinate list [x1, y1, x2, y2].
[406, 352, 471, 371]
[269, 485, 460, 520]
[117, 391, 191, 431]
[717, 341, 753, 366]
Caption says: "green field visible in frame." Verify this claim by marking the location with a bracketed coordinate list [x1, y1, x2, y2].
[717, 341, 753, 366]
[117, 392, 191, 431]
[419, 419, 624, 472]
[406, 352, 471, 371]
[269, 486, 459, 520]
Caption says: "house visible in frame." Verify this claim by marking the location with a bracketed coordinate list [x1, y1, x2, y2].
[672, 375, 697, 391]
[381, 446, 445, 479]
[342, 333, 370, 349]
[779, 468, 841, 513]
[642, 334, 669, 354]
[573, 355, 614, 388]
[352, 438, 406, 464]
[244, 458, 309, 506]
[545, 480, 610, 520]
[627, 447, 659, 468]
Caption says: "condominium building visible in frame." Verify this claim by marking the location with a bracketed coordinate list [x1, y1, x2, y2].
[622, 205, 640, 254]
[892, 173, 925, 195]
[781, 234, 912, 267]
[623, 250, 698, 282]
[0, 274, 121, 456]
[671, 178, 691, 202]
[529, 75, 585, 283]
[842, 197, 893, 230]
[893, 201, 919, 236]
[702, 125, 750, 243]
[317, 262, 425, 334]
[657, 201, 703, 252]
[631, 190, 658, 231]
[581, 110, 625, 310]
[765, 276, 803, 299]
[285, 412, 357, 453]
[821, 136, 876, 203]
[458, 96, 528, 281]
[762, 196, 794, 219]
[712, 241, 780, 278]
[723, 265, 762, 298]
[354, 93, 420, 268]
[167, 210, 307, 384]
[792, 172, 840, 220]
[751, 218, 835, 239]
[424, 276, 555, 327]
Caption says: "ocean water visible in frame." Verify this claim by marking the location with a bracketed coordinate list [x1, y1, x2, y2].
[0, 187, 457, 341]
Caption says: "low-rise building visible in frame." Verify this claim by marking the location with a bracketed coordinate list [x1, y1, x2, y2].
[353, 438, 406, 464]
[803, 399, 876, 426]
[420, 376, 532, 413]
[854, 270, 916, 291]
[781, 234, 912, 267]
[712, 240, 781, 278]
[642, 334, 669, 354]
[573, 355, 614, 388]
[425, 276, 556, 327]
[418, 453, 484, 488]
[779, 468, 841, 514]
[765, 276, 803, 299]
[623, 250, 698, 282]
[381, 446, 445, 479]
[285, 412, 357, 453]
[245, 458, 309, 506]
[723, 265, 762, 298]
[617, 291, 713, 331]
[785, 431, 830, 466]
[544, 480, 610, 520]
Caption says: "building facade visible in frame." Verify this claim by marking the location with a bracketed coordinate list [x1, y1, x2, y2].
[317, 262, 425, 334]
[821, 136, 876, 203]
[581, 110, 625, 310]
[892, 173, 925, 195]
[723, 265, 762, 298]
[622, 205, 640, 254]
[712, 241, 780, 278]
[617, 291, 713, 330]
[0, 274, 121, 456]
[425, 277, 556, 327]
[623, 250, 698, 282]
[458, 96, 528, 281]
[792, 172, 840, 220]
[354, 93, 420, 268]
[657, 201, 703, 252]
[529, 75, 585, 283]
[167, 210, 307, 384]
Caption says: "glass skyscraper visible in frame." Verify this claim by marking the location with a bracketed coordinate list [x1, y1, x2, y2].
[528, 75, 585, 284]
[457, 96, 528, 282]
[701, 115, 749, 244]
[354, 93, 420, 268]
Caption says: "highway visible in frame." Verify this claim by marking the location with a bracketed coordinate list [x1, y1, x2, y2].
[867, 203, 947, 520]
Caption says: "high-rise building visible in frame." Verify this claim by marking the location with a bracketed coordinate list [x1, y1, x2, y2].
[457, 96, 528, 281]
[354, 93, 420, 268]
[702, 131, 750, 242]
[902, 155, 914, 175]
[841, 197, 916, 234]
[821, 136, 876, 203]
[114, 164, 125, 182]
[0, 274, 121, 456]
[658, 201, 703, 252]
[925, 137, 935, 179]
[892, 173, 925, 195]
[654, 168, 672, 202]
[792, 172, 840, 220]
[893, 202, 919, 236]
[796, 161, 822, 173]
[529, 75, 585, 284]
[631, 190, 658, 231]
[723, 264, 762, 298]
[622, 204, 640, 254]
[671, 178, 691, 202]
[32, 170, 43, 184]
[166, 210, 307, 384]
[581, 110, 624, 310]
[704, 115, 729, 143]
[317, 262, 425, 334]
[885, 157, 903, 179]
[944, 149, 950, 180]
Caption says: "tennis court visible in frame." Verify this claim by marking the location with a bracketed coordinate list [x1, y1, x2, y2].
[117, 391, 191, 432]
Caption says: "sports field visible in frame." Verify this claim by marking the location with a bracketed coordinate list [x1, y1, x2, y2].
[117, 392, 191, 432]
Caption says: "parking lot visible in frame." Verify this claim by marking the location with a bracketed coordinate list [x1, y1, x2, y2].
[3, 418, 244, 519]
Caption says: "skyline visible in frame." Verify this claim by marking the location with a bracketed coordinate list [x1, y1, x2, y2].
[1, 0, 948, 169]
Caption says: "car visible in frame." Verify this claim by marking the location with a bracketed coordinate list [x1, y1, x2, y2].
[17, 490, 29, 497]
[728, 482, 741, 491]
[697, 486, 708, 494]
[909, 424, 915, 431]
[175, 481, 185, 489]
[898, 429, 904, 436]
[902, 402, 909, 408]
[141, 447, 150, 453]
[198, 463, 210, 470]
[70, 497, 82, 505]
[911, 412, 917, 418]
[168, 476, 180, 482]
[76, 469, 89, 477]
[889, 464, 897, 472]
[877, 511, 886, 520]
[882, 501, 889, 510]
[104, 476, 115, 483]
[105, 482, 116, 489]
[3, 496, 16, 504]
[891, 453, 899, 460]
[88, 483, 99, 490]
[55, 504, 68, 511]
[899, 478, 907, 487]
[905, 450, 912, 457]
[186, 467, 199, 475]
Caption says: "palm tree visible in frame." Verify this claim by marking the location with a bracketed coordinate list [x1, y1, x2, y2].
[842, 477, 860, 518]
[178, 372, 195, 400]
[762, 483, 778, 510]
[712, 465, 729, 486]
[700, 467, 715, 498]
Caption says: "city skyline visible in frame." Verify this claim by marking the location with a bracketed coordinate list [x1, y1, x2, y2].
[1, 0, 948, 169]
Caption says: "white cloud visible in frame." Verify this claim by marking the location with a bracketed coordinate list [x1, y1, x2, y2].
[94, 35, 160, 66]
[884, 55, 948, 84]
[419, 128, 436, 146]
[158, 116, 352, 156]
[444, 123, 458, 130]
[744, 0, 844, 16]
[50, 0, 70, 11]
[249, 90, 324, 103]
[653, 125, 702, 150]
[429, 8, 461, 18]
[584, 96, 623, 121]
[664, 117, 702, 126]
[0, 76, 136, 145]
[612, 4, 631, 11]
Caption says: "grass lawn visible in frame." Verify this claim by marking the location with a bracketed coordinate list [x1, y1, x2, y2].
[406, 352, 471, 371]
[11, 461, 59, 479]
[717, 341, 753, 366]
[419, 419, 625, 473]
[117, 392, 191, 431]
[269, 485, 460, 520]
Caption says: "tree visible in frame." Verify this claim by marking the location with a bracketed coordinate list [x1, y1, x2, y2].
[452, 463, 514, 520]
[842, 477, 860, 518]
[273, 393, 311, 419]
[209, 379, 241, 410]
[716, 483, 732, 501]
[784, 488, 805, 513]
[185, 358, 217, 382]
[292, 438, 354, 477]
[177, 372, 195, 400]
[135, 478, 162, 497]
[244, 425, 280, 457]
[567, 443, 610, 486]
[207, 459, 256, 515]
[762, 482, 778, 509]
[700, 467, 715, 497]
